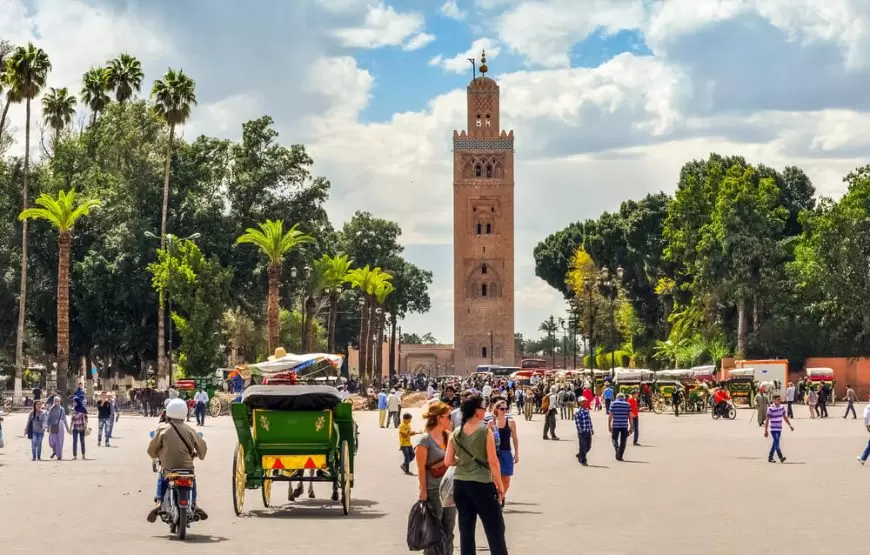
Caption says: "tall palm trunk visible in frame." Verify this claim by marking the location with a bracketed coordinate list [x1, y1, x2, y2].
[56, 231, 71, 399]
[307, 297, 318, 352]
[157, 123, 176, 382]
[358, 299, 369, 381]
[387, 312, 397, 381]
[0, 99, 10, 144]
[736, 297, 746, 358]
[267, 264, 280, 354]
[327, 293, 338, 353]
[367, 302, 378, 381]
[14, 98, 32, 402]
[375, 312, 385, 380]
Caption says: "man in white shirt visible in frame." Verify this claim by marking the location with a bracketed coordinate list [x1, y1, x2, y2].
[386, 389, 401, 428]
[193, 387, 209, 427]
[785, 382, 795, 418]
[482, 382, 493, 404]
[337, 386, 350, 401]
[858, 396, 870, 464]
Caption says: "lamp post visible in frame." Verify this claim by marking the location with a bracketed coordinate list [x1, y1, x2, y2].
[145, 231, 200, 388]
[600, 266, 624, 378]
[487, 330, 494, 365]
[559, 317, 567, 369]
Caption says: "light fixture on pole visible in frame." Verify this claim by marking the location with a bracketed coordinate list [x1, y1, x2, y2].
[487, 330, 494, 365]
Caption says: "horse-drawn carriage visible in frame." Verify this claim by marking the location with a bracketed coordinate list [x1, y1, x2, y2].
[806, 367, 836, 406]
[230, 352, 357, 515]
[725, 368, 757, 407]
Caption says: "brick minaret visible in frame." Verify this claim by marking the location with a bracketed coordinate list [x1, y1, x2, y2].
[453, 51, 515, 373]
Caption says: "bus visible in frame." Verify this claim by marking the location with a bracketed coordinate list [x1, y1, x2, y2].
[520, 358, 549, 370]
[475, 365, 515, 378]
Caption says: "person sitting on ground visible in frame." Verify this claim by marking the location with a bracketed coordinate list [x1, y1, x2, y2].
[147, 398, 208, 523]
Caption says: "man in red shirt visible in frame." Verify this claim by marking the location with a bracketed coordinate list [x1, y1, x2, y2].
[629, 390, 641, 446]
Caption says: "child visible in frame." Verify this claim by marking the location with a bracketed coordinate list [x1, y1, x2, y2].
[398, 412, 419, 474]
[594, 394, 602, 411]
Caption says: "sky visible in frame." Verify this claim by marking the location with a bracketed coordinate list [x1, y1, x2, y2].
[4, 0, 870, 345]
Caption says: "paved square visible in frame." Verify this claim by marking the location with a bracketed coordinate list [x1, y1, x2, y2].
[0, 403, 867, 554]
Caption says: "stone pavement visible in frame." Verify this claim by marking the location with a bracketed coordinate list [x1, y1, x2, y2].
[1, 402, 868, 554]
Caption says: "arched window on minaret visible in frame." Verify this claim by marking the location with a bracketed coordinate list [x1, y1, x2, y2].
[485, 114, 491, 127]
[485, 223, 491, 234]
[476, 222, 482, 235]
[481, 346, 488, 359]
[481, 283, 488, 297]
[476, 114, 482, 127]
[481, 264, 487, 275]
[486, 165, 492, 178]
[475, 164, 482, 177]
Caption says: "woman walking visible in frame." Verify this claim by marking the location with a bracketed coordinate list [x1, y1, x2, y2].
[70, 398, 89, 460]
[25, 400, 48, 461]
[415, 401, 457, 555]
[807, 386, 817, 419]
[445, 394, 508, 555]
[493, 399, 518, 505]
[46, 396, 69, 460]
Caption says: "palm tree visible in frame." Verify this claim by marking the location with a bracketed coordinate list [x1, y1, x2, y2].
[236, 220, 312, 354]
[41, 86, 76, 147]
[80, 67, 110, 125]
[19, 190, 99, 402]
[372, 279, 395, 379]
[221, 307, 257, 368]
[4, 42, 51, 401]
[539, 316, 558, 367]
[321, 253, 353, 352]
[301, 260, 326, 353]
[0, 40, 17, 146]
[106, 53, 144, 103]
[346, 266, 393, 381]
[151, 68, 196, 380]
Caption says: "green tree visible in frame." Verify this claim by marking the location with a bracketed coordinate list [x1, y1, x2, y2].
[221, 307, 257, 367]
[106, 53, 144, 104]
[4, 42, 51, 401]
[41, 86, 76, 147]
[236, 220, 312, 354]
[0, 40, 17, 152]
[19, 190, 99, 400]
[80, 67, 110, 125]
[320, 253, 353, 353]
[150, 68, 196, 380]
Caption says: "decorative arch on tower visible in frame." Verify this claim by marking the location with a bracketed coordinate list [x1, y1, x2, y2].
[465, 263, 502, 299]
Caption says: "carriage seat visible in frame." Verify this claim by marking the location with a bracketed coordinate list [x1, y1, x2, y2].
[242, 385, 342, 411]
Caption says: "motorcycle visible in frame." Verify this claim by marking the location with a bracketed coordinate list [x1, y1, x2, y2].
[711, 401, 737, 420]
[150, 430, 204, 540]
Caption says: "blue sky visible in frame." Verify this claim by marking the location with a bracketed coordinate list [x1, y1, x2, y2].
[6, 0, 870, 347]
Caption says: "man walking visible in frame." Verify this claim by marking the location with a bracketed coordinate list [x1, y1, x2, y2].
[96, 392, 113, 447]
[629, 390, 641, 446]
[817, 383, 829, 418]
[857, 395, 870, 464]
[377, 388, 388, 428]
[386, 389, 401, 428]
[603, 384, 614, 414]
[671, 386, 682, 418]
[786, 382, 795, 419]
[574, 397, 593, 466]
[543, 386, 559, 440]
[843, 385, 857, 419]
[608, 393, 633, 461]
[764, 393, 794, 463]
[194, 387, 209, 426]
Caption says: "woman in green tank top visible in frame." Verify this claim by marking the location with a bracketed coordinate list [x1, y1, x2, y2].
[445, 394, 508, 555]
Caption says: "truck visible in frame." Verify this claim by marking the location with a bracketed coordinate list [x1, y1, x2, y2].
[734, 359, 788, 397]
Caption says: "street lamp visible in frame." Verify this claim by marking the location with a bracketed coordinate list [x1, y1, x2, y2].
[357, 296, 366, 380]
[144, 231, 201, 388]
[600, 266, 624, 377]
[487, 330, 494, 365]
[559, 317, 567, 369]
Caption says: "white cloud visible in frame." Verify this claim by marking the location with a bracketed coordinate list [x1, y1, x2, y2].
[440, 0, 465, 20]
[332, 2, 431, 50]
[429, 38, 501, 74]
[403, 33, 436, 51]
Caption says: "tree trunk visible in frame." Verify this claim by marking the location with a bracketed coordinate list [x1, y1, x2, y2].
[300, 295, 308, 353]
[753, 295, 761, 333]
[14, 98, 32, 403]
[358, 299, 369, 381]
[327, 292, 338, 353]
[736, 297, 746, 358]
[388, 312, 397, 382]
[305, 296, 317, 352]
[375, 313, 385, 381]
[368, 304, 379, 381]
[56, 232, 71, 403]
[267, 264, 280, 354]
[157, 123, 176, 385]
[0, 98, 11, 144]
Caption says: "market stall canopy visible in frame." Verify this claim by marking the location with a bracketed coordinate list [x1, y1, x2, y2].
[690, 365, 716, 381]
[806, 367, 834, 380]
[614, 368, 653, 382]
[250, 352, 344, 377]
[728, 368, 755, 378]
[657, 369, 692, 380]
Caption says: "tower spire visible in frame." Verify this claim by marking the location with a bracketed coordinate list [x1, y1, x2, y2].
[479, 49, 488, 75]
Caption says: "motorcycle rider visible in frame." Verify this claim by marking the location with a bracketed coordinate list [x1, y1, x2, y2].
[713, 385, 732, 416]
[146, 398, 208, 522]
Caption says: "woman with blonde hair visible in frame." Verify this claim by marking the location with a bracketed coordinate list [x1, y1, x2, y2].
[415, 401, 456, 555]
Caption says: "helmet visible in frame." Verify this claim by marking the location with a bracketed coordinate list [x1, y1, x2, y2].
[165, 398, 188, 421]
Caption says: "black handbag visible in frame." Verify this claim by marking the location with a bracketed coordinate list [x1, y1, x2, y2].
[406, 500, 443, 551]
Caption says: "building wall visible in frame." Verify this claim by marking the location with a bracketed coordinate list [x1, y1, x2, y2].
[804, 357, 870, 399]
[452, 69, 515, 374]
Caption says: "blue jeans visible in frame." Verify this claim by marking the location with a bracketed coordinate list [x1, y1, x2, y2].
[633, 415, 640, 444]
[400, 446, 415, 470]
[72, 430, 85, 458]
[860, 439, 870, 461]
[31, 432, 44, 460]
[98, 418, 111, 444]
[769, 431, 783, 461]
[844, 401, 857, 418]
[156, 474, 197, 504]
[195, 403, 206, 425]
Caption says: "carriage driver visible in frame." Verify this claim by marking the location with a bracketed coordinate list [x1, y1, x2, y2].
[147, 398, 209, 522]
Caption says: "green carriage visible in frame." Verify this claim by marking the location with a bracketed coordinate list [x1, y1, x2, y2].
[230, 384, 358, 516]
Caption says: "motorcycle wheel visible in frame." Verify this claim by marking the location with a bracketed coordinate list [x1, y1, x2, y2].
[176, 507, 187, 540]
[727, 406, 737, 420]
[712, 408, 720, 420]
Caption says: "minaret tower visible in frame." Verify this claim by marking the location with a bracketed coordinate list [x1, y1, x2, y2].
[452, 50, 515, 373]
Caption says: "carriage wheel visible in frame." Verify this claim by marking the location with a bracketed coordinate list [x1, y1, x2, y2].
[261, 471, 272, 508]
[652, 395, 664, 415]
[208, 397, 222, 418]
[232, 443, 246, 515]
[340, 440, 351, 515]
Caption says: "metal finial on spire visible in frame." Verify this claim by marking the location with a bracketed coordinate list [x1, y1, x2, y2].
[479, 49, 488, 75]
[467, 57, 476, 79]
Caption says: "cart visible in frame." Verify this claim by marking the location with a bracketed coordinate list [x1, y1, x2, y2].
[806, 367, 836, 406]
[725, 368, 757, 408]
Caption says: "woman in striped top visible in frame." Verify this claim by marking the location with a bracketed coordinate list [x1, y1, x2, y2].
[764, 394, 794, 463]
